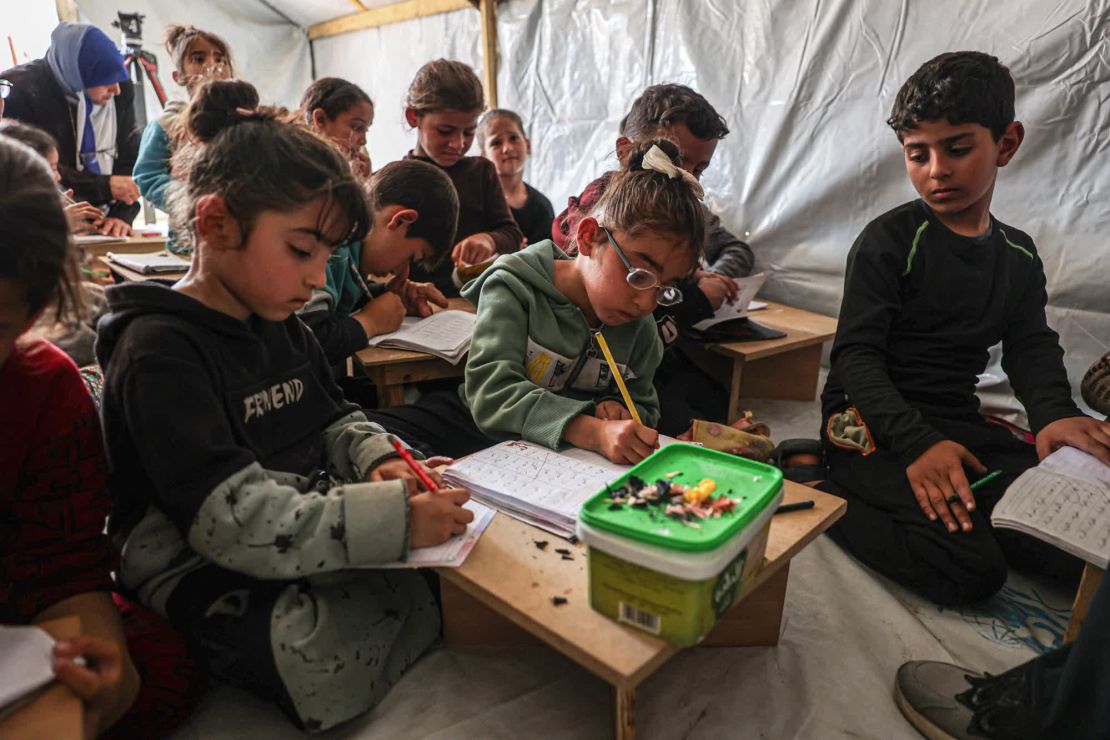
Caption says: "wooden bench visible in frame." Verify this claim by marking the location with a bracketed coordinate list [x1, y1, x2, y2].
[78, 234, 167, 263]
[679, 301, 838, 423]
[1066, 563, 1105, 642]
[435, 481, 845, 740]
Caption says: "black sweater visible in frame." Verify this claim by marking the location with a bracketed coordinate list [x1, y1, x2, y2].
[2, 58, 141, 224]
[821, 200, 1081, 464]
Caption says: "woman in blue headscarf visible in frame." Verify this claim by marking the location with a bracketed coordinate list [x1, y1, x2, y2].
[3, 22, 142, 236]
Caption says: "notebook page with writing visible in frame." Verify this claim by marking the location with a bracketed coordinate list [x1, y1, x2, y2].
[367, 310, 475, 362]
[442, 438, 685, 538]
[991, 447, 1110, 568]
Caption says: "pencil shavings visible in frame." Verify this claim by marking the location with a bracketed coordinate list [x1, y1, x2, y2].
[606, 477, 738, 525]
[552, 596, 568, 606]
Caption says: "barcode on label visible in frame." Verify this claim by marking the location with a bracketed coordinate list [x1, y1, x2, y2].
[618, 602, 661, 635]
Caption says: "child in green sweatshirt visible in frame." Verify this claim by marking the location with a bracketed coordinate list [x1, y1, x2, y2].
[368, 139, 707, 464]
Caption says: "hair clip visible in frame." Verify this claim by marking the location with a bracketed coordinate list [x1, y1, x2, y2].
[641, 144, 705, 200]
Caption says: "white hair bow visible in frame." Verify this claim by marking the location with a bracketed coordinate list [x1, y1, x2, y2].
[641, 144, 705, 200]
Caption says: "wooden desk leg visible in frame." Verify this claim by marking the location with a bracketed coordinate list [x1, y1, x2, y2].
[614, 685, 635, 740]
[727, 359, 746, 424]
[1065, 564, 1105, 643]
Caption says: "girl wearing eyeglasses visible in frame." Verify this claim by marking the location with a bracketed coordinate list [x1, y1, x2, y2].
[367, 139, 705, 465]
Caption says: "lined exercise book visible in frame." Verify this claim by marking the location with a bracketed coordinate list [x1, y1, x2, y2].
[106, 251, 190, 274]
[691, 272, 769, 332]
[367, 310, 476, 364]
[991, 447, 1110, 568]
[443, 439, 680, 539]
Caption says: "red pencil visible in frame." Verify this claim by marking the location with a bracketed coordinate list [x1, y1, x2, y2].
[389, 436, 440, 492]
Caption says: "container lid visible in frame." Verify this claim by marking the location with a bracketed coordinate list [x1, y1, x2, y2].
[578, 445, 783, 552]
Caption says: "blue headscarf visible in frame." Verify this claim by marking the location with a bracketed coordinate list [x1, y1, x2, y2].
[45, 22, 127, 175]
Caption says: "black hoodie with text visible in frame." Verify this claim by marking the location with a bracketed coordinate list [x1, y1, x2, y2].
[96, 283, 412, 616]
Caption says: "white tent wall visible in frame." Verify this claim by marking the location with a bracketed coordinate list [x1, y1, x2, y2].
[313, 0, 1109, 406]
[73, 0, 312, 113]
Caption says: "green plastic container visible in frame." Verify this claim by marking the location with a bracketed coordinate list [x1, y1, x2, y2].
[577, 445, 783, 646]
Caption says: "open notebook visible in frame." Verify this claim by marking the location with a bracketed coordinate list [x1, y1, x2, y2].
[360, 500, 495, 569]
[107, 251, 190, 274]
[991, 446, 1110, 568]
[442, 439, 681, 539]
[692, 272, 768, 331]
[367, 310, 476, 364]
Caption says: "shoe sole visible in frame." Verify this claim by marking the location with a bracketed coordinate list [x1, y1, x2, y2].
[894, 682, 959, 740]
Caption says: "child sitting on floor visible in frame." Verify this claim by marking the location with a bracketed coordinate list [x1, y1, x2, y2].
[96, 100, 472, 733]
[0, 136, 200, 737]
[817, 51, 1110, 607]
[368, 140, 704, 464]
[477, 108, 554, 245]
[402, 59, 523, 296]
[553, 84, 753, 434]
[298, 159, 460, 366]
[133, 24, 233, 255]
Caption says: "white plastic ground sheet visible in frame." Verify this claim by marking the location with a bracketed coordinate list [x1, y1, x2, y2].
[170, 393, 1074, 739]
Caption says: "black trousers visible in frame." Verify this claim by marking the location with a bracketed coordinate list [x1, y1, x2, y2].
[364, 388, 494, 460]
[654, 349, 729, 436]
[818, 415, 1081, 606]
[1036, 572, 1110, 738]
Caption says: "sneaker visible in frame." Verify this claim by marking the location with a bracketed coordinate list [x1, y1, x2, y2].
[895, 660, 1040, 739]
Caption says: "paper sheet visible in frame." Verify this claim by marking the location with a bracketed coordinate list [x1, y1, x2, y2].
[0, 626, 55, 712]
[362, 501, 495, 569]
[692, 272, 769, 331]
[992, 447, 1110, 567]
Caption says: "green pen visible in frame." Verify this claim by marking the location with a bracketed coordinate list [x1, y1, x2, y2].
[969, 469, 1004, 492]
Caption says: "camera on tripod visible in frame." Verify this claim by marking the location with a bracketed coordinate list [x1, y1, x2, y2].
[112, 12, 145, 50]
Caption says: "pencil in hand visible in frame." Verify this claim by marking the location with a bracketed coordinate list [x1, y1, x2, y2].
[594, 331, 641, 425]
[389, 436, 440, 492]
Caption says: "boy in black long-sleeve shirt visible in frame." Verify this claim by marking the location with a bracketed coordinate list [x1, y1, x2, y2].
[819, 52, 1110, 606]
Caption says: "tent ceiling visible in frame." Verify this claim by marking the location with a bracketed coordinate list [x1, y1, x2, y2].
[262, 0, 425, 29]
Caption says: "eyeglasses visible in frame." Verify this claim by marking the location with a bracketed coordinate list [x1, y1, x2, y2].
[602, 227, 683, 306]
[0, 79, 12, 100]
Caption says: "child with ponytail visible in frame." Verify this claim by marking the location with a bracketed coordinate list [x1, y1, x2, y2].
[97, 91, 471, 732]
[133, 24, 233, 253]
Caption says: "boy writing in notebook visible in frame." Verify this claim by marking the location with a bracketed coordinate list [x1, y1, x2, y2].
[819, 51, 1110, 606]
[299, 159, 460, 365]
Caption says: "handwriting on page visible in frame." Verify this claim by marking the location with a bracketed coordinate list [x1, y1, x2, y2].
[1000, 467, 1110, 566]
[399, 311, 475, 351]
[449, 442, 614, 518]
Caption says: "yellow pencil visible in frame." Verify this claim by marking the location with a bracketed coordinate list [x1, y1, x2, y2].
[594, 331, 642, 425]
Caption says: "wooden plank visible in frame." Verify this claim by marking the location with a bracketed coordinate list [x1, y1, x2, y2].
[0, 616, 83, 739]
[308, 0, 473, 40]
[79, 235, 167, 263]
[614, 686, 635, 740]
[711, 302, 837, 362]
[1065, 563, 1104, 642]
[701, 563, 789, 647]
[436, 481, 845, 689]
[738, 342, 824, 402]
[479, 0, 498, 107]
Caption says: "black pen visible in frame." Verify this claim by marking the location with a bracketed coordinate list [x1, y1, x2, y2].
[775, 500, 816, 515]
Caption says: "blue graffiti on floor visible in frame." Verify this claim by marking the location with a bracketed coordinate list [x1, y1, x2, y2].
[941, 585, 1070, 654]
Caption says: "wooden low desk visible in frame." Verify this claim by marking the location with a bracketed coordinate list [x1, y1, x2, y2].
[353, 297, 475, 406]
[79, 234, 167, 262]
[98, 255, 187, 285]
[436, 481, 845, 740]
[680, 301, 838, 423]
[1065, 563, 1105, 642]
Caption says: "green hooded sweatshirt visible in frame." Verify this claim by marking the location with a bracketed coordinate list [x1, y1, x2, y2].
[460, 240, 663, 449]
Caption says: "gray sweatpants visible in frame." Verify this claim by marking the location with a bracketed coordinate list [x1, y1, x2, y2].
[167, 564, 440, 732]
